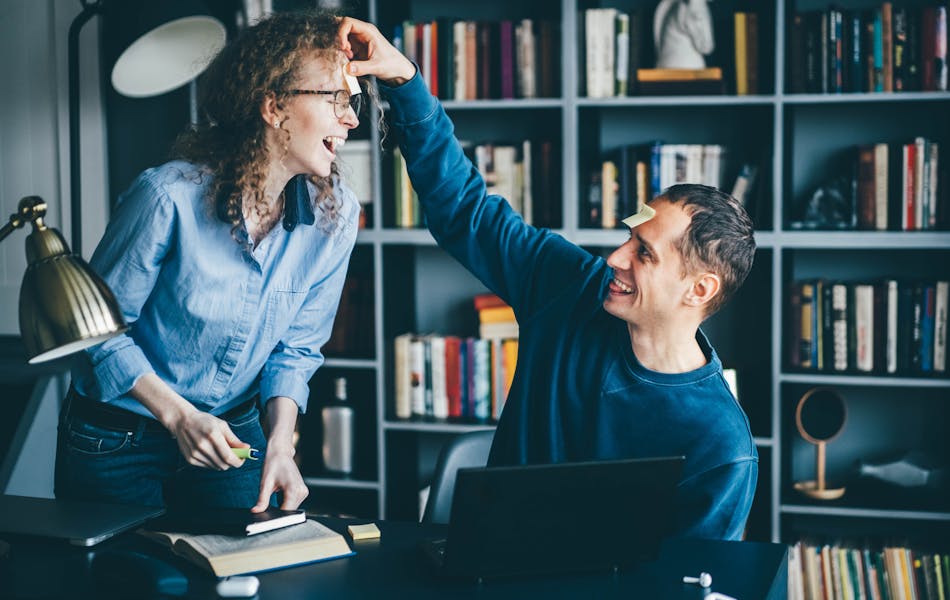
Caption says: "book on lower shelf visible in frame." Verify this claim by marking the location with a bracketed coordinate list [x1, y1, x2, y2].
[139, 518, 353, 577]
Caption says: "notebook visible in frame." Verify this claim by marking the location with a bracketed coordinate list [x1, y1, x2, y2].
[0, 495, 165, 547]
[421, 456, 685, 579]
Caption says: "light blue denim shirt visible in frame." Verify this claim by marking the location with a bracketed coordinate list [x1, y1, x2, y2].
[71, 160, 360, 417]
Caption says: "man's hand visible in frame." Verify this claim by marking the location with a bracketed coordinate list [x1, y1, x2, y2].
[337, 16, 416, 85]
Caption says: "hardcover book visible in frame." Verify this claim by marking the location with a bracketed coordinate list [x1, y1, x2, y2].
[140, 518, 352, 578]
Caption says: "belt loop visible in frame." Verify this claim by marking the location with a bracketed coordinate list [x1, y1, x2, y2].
[132, 412, 149, 445]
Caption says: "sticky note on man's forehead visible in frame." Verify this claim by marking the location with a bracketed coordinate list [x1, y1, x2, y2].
[621, 204, 656, 228]
[344, 66, 361, 95]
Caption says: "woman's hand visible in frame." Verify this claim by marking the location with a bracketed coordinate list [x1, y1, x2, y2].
[131, 373, 245, 470]
[337, 16, 416, 85]
[169, 409, 248, 470]
[252, 396, 308, 512]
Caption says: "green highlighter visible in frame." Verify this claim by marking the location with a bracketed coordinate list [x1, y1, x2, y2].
[231, 448, 261, 460]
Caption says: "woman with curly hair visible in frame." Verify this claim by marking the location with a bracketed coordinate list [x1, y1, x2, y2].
[55, 10, 363, 513]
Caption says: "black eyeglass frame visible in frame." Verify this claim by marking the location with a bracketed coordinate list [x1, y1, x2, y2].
[285, 89, 363, 118]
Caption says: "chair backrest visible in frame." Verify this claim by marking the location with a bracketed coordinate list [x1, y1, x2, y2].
[422, 430, 494, 524]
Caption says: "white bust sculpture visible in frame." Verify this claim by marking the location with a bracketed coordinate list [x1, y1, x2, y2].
[654, 0, 715, 69]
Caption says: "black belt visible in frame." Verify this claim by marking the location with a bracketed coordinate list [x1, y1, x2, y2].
[67, 388, 257, 433]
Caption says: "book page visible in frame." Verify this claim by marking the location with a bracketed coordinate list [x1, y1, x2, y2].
[176, 519, 342, 558]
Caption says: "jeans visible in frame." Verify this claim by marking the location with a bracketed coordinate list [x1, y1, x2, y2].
[54, 393, 267, 510]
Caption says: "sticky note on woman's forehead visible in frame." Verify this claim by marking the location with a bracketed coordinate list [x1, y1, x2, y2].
[344, 66, 361, 95]
[621, 204, 656, 228]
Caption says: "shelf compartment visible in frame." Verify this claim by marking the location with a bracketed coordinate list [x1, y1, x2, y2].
[781, 512, 950, 549]
[578, 104, 775, 231]
[783, 100, 950, 230]
[782, 382, 950, 516]
[322, 244, 376, 361]
[299, 367, 379, 483]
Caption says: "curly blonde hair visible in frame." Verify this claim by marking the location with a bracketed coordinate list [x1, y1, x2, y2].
[172, 10, 371, 239]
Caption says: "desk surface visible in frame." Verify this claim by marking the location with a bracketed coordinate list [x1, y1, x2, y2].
[1, 518, 787, 599]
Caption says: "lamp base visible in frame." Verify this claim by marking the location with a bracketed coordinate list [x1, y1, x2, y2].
[794, 480, 846, 500]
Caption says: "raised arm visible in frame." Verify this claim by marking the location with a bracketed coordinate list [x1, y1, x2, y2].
[339, 18, 600, 315]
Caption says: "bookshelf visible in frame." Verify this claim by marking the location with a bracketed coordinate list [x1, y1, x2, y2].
[58, 0, 919, 553]
[304, 0, 950, 549]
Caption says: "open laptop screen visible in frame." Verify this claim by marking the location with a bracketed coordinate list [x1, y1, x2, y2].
[435, 455, 685, 579]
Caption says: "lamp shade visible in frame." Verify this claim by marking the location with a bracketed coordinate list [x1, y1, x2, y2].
[18, 224, 127, 364]
[110, 1, 226, 98]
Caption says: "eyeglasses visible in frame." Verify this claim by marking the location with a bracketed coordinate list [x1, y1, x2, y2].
[286, 89, 363, 118]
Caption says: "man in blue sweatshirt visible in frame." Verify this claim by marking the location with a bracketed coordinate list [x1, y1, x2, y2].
[340, 18, 758, 540]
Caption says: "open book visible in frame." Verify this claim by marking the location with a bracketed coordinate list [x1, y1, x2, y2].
[139, 519, 353, 577]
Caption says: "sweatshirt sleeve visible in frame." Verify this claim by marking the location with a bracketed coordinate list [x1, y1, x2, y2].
[380, 70, 602, 317]
[674, 458, 758, 541]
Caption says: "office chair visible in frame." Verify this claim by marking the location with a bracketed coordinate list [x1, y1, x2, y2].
[422, 430, 494, 524]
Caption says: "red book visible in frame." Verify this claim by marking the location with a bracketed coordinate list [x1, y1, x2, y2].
[473, 293, 508, 311]
[444, 336, 462, 417]
[902, 142, 916, 230]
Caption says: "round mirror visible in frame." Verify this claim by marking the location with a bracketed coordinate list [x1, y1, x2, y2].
[793, 387, 847, 501]
[795, 387, 846, 443]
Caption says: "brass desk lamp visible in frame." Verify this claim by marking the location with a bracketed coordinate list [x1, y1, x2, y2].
[0, 196, 126, 363]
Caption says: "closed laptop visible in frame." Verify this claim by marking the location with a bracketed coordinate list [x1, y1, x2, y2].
[0, 495, 165, 547]
[422, 455, 685, 579]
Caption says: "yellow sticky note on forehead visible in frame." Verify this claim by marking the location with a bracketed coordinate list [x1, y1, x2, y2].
[621, 204, 656, 228]
[344, 66, 361, 95]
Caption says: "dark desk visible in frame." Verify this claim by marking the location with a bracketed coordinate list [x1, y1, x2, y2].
[1, 518, 787, 599]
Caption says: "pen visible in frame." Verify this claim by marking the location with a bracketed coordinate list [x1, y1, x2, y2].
[231, 448, 261, 460]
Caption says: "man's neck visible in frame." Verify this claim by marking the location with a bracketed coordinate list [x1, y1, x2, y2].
[627, 320, 707, 374]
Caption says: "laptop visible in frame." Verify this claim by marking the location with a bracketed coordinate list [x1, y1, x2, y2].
[422, 455, 685, 579]
[0, 495, 165, 547]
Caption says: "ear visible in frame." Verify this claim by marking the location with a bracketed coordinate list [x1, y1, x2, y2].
[260, 92, 282, 129]
[684, 272, 721, 309]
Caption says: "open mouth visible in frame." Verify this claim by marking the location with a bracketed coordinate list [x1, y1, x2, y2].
[323, 136, 346, 154]
[610, 277, 634, 294]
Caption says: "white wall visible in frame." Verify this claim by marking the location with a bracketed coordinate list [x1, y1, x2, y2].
[0, 0, 110, 496]
[0, 1, 110, 324]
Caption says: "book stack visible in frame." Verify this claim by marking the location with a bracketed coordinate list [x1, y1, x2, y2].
[787, 279, 948, 375]
[393, 18, 557, 100]
[392, 294, 518, 422]
[788, 540, 950, 600]
[393, 138, 557, 228]
[792, 136, 947, 232]
[586, 143, 731, 228]
[788, 4, 948, 94]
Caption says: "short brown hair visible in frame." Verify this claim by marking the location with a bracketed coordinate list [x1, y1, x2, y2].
[659, 184, 756, 316]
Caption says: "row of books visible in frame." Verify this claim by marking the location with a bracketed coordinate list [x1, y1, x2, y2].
[789, 4, 949, 94]
[584, 143, 738, 229]
[392, 139, 556, 229]
[788, 541, 950, 600]
[392, 334, 518, 422]
[787, 279, 949, 376]
[855, 139, 945, 231]
[393, 18, 557, 101]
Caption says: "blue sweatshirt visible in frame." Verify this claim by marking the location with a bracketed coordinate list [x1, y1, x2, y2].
[382, 71, 757, 541]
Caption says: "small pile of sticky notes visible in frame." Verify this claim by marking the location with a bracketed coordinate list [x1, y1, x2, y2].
[347, 523, 381, 540]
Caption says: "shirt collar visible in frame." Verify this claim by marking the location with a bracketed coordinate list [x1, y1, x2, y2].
[282, 174, 316, 231]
